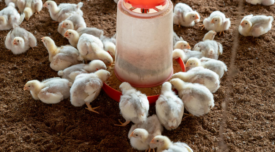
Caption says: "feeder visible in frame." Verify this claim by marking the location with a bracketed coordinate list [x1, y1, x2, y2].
[102, 0, 181, 104]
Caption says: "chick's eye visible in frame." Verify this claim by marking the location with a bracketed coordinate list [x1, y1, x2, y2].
[28, 86, 30, 87]
[17, 40, 19, 42]
[245, 23, 247, 25]
[156, 140, 159, 142]
[48, 3, 49, 5]
[69, 33, 71, 35]
[215, 20, 217, 21]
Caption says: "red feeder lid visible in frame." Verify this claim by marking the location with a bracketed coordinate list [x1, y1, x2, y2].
[125, 0, 167, 9]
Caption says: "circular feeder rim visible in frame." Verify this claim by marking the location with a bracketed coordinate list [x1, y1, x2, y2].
[102, 58, 186, 104]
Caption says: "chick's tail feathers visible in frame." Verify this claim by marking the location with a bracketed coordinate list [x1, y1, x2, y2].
[77, 2, 83, 9]
[24, 7, 33, 21]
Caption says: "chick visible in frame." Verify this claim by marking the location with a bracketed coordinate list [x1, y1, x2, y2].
[186, 57, 228, 78]
[77, 33, 113, 65]
[174, 40, 191, 50]
[171, 66, 220, 93]
[193, 40, 223, 59]
[151, 135, 193, 152]
[0, 3, 25, 30]
[173, 3, 200, 27]
[17, 0, 43, 20]
[128, 115, 163, 152]
[172, 49, 202, 63]
[64, 29, 104, 47]
[41, 36, 82, 71]
[58, 60, 107, 82]
[115, 82, 149, 126]
[5, 0, 18, 6]
[156, 82, 184, 130]
[70, 69, 110, 114]
[58, 14, 86, 36]
[246, 0, 274, 6]
[170, 78, 214, 116]
[43, 1, 83, 22]
[203, 30, 216, 41]
[100, 35, 116, 58]
[239, 14, 273, 37]
[24, 78, 71, 104]
[5, 25, 37, 55]
[201, 11, 231, 36]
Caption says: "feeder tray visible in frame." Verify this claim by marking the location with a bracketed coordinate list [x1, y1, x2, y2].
[102, 58, 186, 104]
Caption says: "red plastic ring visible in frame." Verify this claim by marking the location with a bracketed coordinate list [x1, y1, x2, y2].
[102, 58, 185, 104]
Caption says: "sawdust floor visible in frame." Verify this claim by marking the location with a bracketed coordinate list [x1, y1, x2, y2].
[0, 0, 275, 151]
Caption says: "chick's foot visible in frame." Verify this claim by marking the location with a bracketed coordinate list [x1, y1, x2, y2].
[114, 120, 130, 127]
[85, 103, 100, 114]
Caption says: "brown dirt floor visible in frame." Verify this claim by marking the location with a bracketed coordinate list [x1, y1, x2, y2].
[1, 0, 275, 151]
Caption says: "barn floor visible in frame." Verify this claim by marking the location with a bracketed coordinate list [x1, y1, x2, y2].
[1, 0, 275, 151]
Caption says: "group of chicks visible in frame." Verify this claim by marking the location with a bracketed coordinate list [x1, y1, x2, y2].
[1, 0, 274, 151]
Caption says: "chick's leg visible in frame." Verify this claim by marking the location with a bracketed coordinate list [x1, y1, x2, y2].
[114, 120, 130, 127]
[85, 103, 100, 114]
[199, 24, 205, 30]
[182, 113, 193, 121]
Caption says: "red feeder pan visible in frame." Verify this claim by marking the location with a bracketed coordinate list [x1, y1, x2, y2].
[102, 58, 186, 104]
[125, 0, 167, 9]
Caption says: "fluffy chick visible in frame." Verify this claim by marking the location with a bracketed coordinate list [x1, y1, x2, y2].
[17, 0, 42, 21]
[151, 135, 193, 152]
[64, 29, 104, 47]
[186, 57, 228, 78]
[0, 3, 25, 30]
[174, 40, 191, 50]
[246, 0, 274, 6]
[43, 1, 83, 22]
[239, 14, 273, 37]
[203, 30, 216, 41]
[170, 78, 215, 116]
[41, 36, 82, 71]
[5, 25, 37, 55]
[202, 11, 231, 35]
[100, 35, 116, 57]
[70, 70, 110, 114]
[173, 3, 200, 27]
[24, 78, 71, 104]
[156, 82, 184, 130]
[171, 67, 220, 93]
[128, 115, 163, 152]
[115, 82, 149, 127]
[58, 14, 86, 36]
[193, 40, 223, 59]
[58, 60, 107, 82]
[172, 49, 202, 63]
[76, 33, 113, 65]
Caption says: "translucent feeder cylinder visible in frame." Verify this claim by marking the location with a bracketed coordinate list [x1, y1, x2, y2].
[115, 0, 173, 87]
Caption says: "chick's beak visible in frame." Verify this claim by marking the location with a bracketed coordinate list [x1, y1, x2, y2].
[211, 19, 215, 24]
[195, 15, 199, 20]
[43, 3, 47, 7]
[187, 44, 191, 49]
[41, 37, 44, 42]
[150, 139, 156, 144]
[64, 31, 69, 38]
[13, 40, 17, 45]
[241, 22, 245, 27]
[129, 132, 134, 138]
[23, 85, 28, 91]
[61, 23, 66, 28]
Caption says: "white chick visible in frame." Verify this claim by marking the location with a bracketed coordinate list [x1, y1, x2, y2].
[58, 14, 86, 36]
[5, 0, 18, 6]
[171, 66, 220, 93]
[24, 78, 71, 104]
[17, 0, 43, 20]
[186, 57, 228, 78]
[173, 3, 200, 27]
[156, 82, 184, 130]
[115, 82, 149, 126]
[246, 0, 274, 6]
[239, 14, 274, 37]
[64, 29, 104, 47]
[70, 69, 110, 113]
[76, 33, 113, 65]
[5, 25, 37, 55]
[58, 60, 107, 82]
[128, 115, 163, 152]
[174, 40, 191, 50]
[203, 30, 216, 41]
[100, 35, 116, 57]
[193, 40, 223, 59]
[0, 3, 25, 30]
[202, 11, 231, 35]
[172, 49, 202, 63]
[170, 78, 214, 116]
[41, 36, 82, 71]
[151, 135, 193, 152]
[43, 1, 83, 22]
